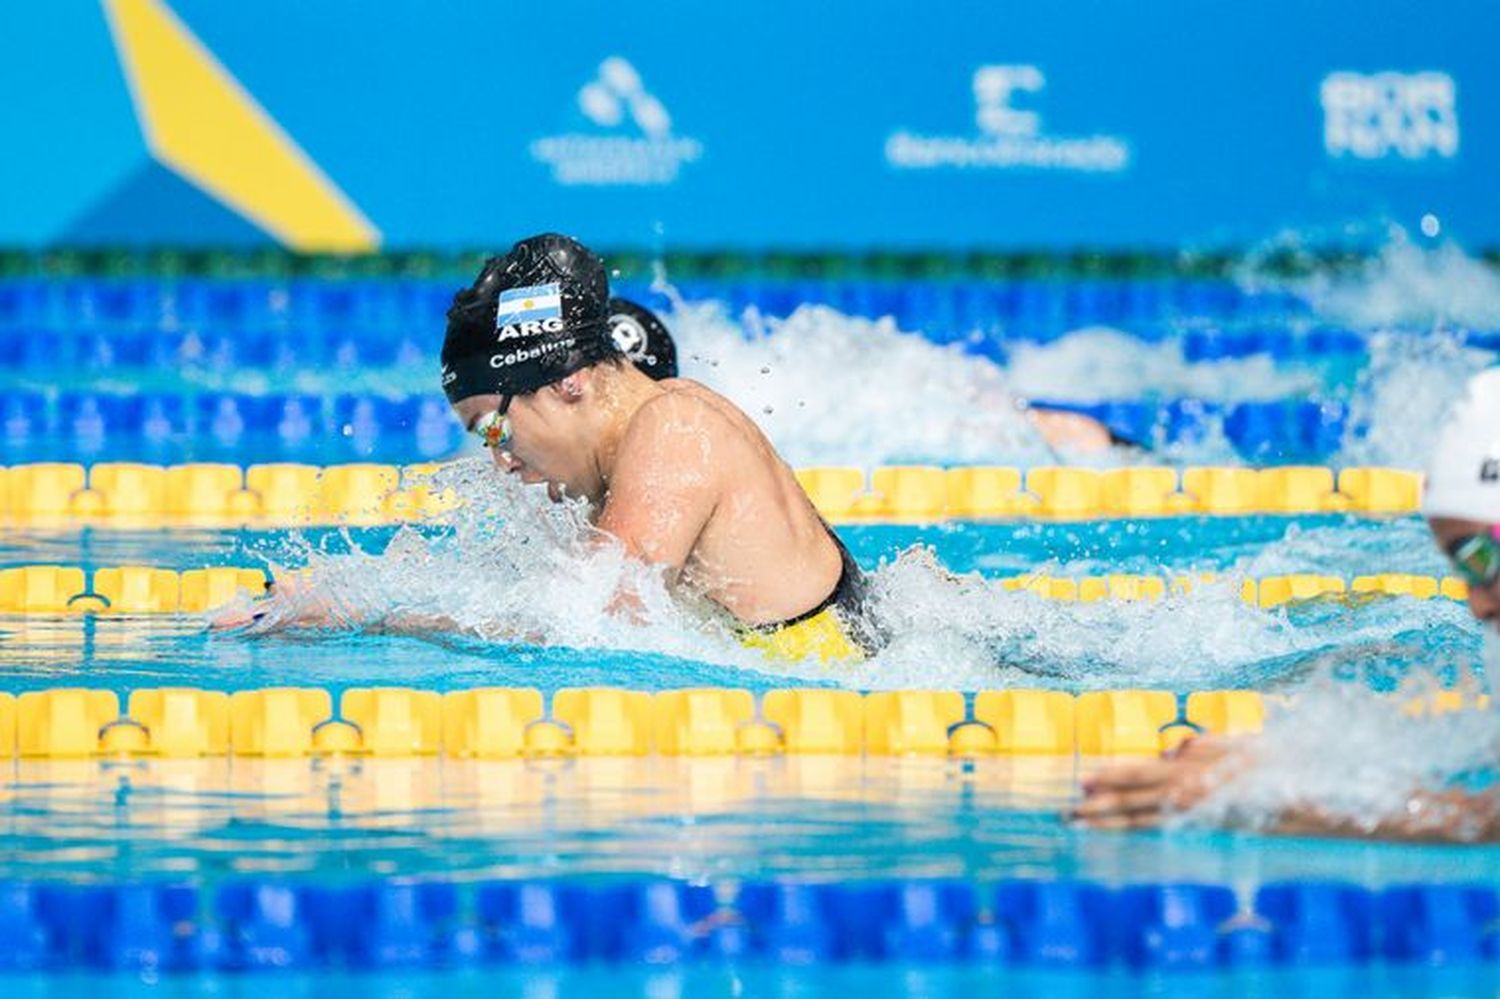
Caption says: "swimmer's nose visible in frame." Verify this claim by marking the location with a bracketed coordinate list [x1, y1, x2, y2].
[1468, 584, 1500, 624]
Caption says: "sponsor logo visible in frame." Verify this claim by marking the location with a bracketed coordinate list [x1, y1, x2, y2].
[441, 368, 457, 385]
[1321, 71, 1459, 160]
[886, 65, 1130, 173]
[498, 316, 567, 342]
[610, 313, 647, 360]
[531, 57, 703, 186]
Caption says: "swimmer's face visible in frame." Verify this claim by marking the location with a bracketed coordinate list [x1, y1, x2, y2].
[1429, 516, 1500, 627]
[453, 384, 590, 503]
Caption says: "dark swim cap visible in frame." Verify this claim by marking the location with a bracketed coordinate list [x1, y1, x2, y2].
[440, 233, 617, 403]
[608, 298, 679, 380]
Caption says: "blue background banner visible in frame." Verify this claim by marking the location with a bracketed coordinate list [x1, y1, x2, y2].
[3, 0, 1496, 250]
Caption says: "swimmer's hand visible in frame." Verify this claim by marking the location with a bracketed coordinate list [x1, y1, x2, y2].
[1071, 736, 1242, 830]
[208, 574, 340, 634]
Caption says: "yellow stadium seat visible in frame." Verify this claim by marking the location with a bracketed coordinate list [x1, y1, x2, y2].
[127, 688, 230, 756]
[17, 689, 118, 757]
[863, 691, 965, 754]
[1350, 574, 1439, 599]
[1178, 467, 1259, 515]
[1337, 467, 1422, 514]
[1075, 690, 1177, 755]
[0, 692, 13, 756]
[1257, 467, 1346, 513]
[441, 688, 545, 758]
[761, 689, 863, 753]
[315, 464, 401, 523]
[342, 687, 442, 756]
[652, 688, 756, 755]
[1441, 577, 1470, 601]
[1100, 467, 1181, 516]
[1026, 467, 1102, 518]
[795, 467, 866, 520]
[92, 567, 181, 613]
[1077, 575, 1166, 603]
[973, 690, 1076, 754]
[1256, 574, 1346, 608]
[164, 463, 245, 518]
[6, 464, 86, 517]
[245, 464, 321, 522]
[944, 466, 1031, 518]
[0, 467, 8, 516]
[869, 466, 948, 520]
[229, 688, 332, 756]
[0, 566, 88, 613]
[1184, 690, 1265, 737]
[179, 567, 269, 613]
[83, 463, 168, 518]
[551, 688, 652, 755]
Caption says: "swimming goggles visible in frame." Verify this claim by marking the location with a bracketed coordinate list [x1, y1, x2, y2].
[471, 396, 513, 450]
[1446, 527, 1500, 588]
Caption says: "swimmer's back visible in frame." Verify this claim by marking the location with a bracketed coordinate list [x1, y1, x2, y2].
[638, 377, 842, 625]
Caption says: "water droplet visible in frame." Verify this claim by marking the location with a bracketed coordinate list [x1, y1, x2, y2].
[1420, 213, 1441, 238]
[760, 366, 771, 375]
[763, 406, 774, 414]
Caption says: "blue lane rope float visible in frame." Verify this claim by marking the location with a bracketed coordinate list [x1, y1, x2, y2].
[0, 878, 1493, 972]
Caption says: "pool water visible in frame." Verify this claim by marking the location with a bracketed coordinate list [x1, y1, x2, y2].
[0, 515, 1479, 694]
[5, 248, 1500, 989]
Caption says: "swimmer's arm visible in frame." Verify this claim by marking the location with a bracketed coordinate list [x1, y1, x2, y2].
[1075, 737, 1500, 843]
[594, 397, 720, 596]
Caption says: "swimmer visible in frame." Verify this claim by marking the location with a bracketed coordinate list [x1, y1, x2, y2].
[1073, 368, 1500, 841]
[446, 234, 877, 660]
[229, 234, 879, 662]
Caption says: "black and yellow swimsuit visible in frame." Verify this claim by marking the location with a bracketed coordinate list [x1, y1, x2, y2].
[738, 528, 882, 663]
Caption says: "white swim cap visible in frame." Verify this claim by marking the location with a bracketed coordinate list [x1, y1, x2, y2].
[1423, 367, 1500, 522]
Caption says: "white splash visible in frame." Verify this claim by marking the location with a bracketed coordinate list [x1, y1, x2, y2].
[237, 465, 1479, 693]
[1183, 669, 1500, 839]
[1002, 328, 1318, 404]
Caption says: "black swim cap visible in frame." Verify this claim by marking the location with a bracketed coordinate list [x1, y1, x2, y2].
[608, 298, 679, 381]
[440, 233, 617, 403]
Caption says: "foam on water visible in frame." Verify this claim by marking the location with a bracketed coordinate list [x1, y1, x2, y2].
[1182, 663, 1500, 839]
[235, 461, 1482, 694]
[1001, 328, 1319, 404]
[1272, 232, 1500, 330]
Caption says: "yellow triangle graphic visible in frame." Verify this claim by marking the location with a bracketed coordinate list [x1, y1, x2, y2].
[102, 0, 380, 252]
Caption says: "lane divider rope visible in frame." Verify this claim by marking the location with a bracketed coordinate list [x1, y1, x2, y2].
[0, 876, 1483, 971]
[0, 564, 1468, 615]
[0, 685, 1481, 759]
[0, 462, 1424, 525]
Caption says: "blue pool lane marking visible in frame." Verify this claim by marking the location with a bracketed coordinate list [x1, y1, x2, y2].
[0, 878, 1494, 972]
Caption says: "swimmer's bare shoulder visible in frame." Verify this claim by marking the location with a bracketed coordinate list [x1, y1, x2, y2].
[597, 386, 735, 570]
